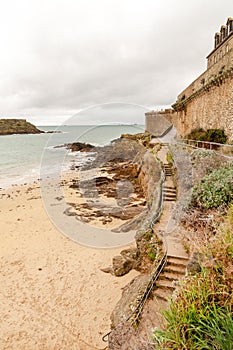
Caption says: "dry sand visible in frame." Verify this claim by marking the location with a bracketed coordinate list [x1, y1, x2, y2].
[0, 180, 139, 350]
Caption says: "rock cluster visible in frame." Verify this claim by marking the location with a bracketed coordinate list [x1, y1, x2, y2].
[66, 142, 94, 152]
[64, 138, 148, 230]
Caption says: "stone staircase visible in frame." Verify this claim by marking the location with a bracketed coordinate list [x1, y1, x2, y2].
[163, 185, 177, 202]
[164, 163, 173, 177]
[126, 151, 188, 347]
[162, 163, 177, 202]
[122, 255, 189, 350]
[154, 255, 188, 302]
[108, 146, 189, 349]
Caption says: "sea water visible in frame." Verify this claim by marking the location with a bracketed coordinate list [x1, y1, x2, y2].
[0, 124, 145, 188]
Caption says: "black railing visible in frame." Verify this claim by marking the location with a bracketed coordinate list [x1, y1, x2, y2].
[181, 139, 233, 158]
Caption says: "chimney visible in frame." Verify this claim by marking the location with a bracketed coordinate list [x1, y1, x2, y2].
[214, 32, 220, 48]
[227, 17, 233, 34]
[220, 25, 228, 41]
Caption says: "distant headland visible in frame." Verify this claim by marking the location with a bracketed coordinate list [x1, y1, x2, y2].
[0, 119, 44, 135]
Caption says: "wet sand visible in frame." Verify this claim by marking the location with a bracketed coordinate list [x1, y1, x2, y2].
[0, 180, 139, 349]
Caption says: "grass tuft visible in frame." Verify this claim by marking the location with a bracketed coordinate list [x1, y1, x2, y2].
[153, 206, 233, 349]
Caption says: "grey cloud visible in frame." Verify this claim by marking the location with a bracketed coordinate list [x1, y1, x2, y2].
[0, 0, 232, 124]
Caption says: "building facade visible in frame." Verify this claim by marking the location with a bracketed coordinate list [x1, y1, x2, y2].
[146, 18, 233, 141]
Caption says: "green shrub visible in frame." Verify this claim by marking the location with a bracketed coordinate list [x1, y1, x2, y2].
[186, 128, 227, 144]
[147, 251, 156, 260]
[206, 129, 227, 144]
[192, 162, 233, 209]
[187, 127, 206, 141]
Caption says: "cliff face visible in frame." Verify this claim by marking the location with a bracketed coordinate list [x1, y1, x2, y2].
[0, 119, 43, 135]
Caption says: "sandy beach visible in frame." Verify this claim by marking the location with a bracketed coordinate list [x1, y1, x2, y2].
[0, 180, 139, 350]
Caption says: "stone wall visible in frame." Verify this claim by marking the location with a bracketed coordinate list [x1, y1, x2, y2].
[145, 110, 172, 136]
[171, 70, 233, 140]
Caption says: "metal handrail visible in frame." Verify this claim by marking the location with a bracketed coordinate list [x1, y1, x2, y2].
[159, 124, 173, 138]
[128, 249, 167, 325]
[180, 139, 233, 158]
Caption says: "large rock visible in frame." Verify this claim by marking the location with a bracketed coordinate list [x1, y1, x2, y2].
[0, 119, 44, 135]
[186, 252, 204, 274]
[112, 255, 135, 277]
[112, 248, 141, 276]
[68, 142, 94, 152]
[110, 274, 150, 327]
[55, 141, 95, 152]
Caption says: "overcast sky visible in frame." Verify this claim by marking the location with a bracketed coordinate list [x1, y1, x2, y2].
[0, 0, 232, 125]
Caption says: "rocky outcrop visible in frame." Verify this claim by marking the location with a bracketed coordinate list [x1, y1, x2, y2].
[136, 150, 162, 200]
[66, 142, 94, 152]
[0, 119, 43, 135]
[110, 274, 151, 327]
[186, 252, 205, 275]
[108, 145, 164, 277]
[121, 131, 152, 148]
[55, 141, 94, 152]
[64, 138, 149, 231]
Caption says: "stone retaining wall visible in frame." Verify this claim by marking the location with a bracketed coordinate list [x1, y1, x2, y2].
[172, 71, 233, 140]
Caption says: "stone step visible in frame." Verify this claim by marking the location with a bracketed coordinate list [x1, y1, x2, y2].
[164, 168, 172, 171]
[156, 280, 175, 291]
[167, 254, 189, 261]
[164, 265, 186, 274]
[148, 297, 167, 314]
[164, 197, 177, 202]
[164, 166, 173, 174]
[163, 194, 177, 199]
[159, 271, 182, 281]
[153, 292, 168, 301]
[164, 167, 172, 170]
[167, 256, 189, 267]
[163, 188, 176, 193]
[138, 298, 167, 335]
